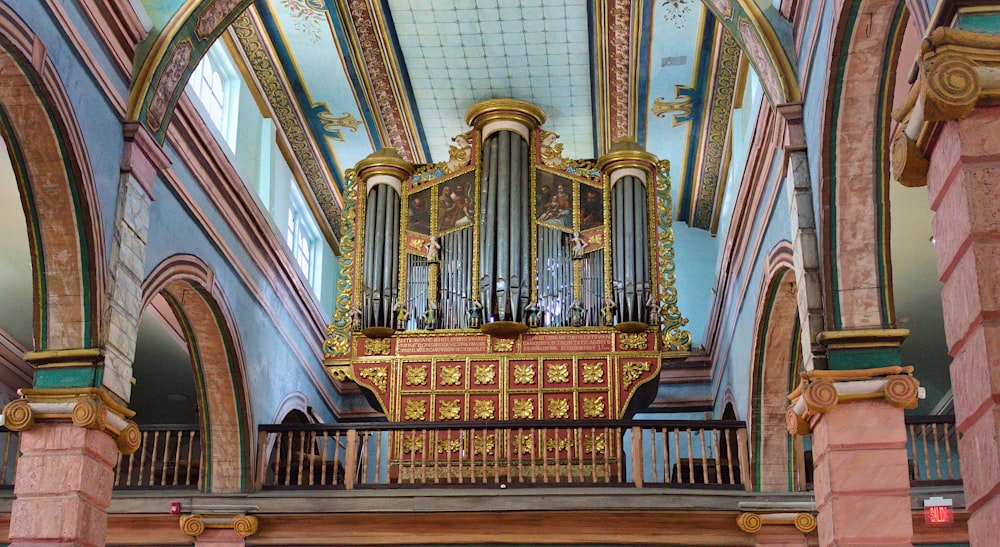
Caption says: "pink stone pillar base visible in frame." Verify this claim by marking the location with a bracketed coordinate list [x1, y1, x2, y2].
[754, 528, 809, 546]
[9, 423, 119, 547]
[811, 400, 913, 546]
[925, 106, 1000, 547]
[195, 529, 246, 547]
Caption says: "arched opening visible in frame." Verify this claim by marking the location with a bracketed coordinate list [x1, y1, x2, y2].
[136, 256, 253, 493]
[749, 266, 800, 492]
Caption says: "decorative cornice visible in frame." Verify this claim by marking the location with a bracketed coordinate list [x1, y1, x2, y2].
[736, 511, 817, 534]
[355, 148, 415, 186]
[596, 138, 659, 179]
[179, 514, 259, 538]
[2, 387, 141, 454]
[465, 99, 547, 135]
[815, 328, 910, 350]
[785, 366, 920, 435]
[891, 28, 1000, 187]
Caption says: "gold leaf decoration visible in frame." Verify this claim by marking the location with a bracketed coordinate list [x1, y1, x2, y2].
[582, 396, 605, 418]
[512, 398, 535, 419]
[473, 399, 495, 420]
[474, 363, 496, 385]
[364, 338, 391, 355]
[404, 399, 427, 421]
[584, 433, 606, 454]
[513, 363, 536, 384]
[622, 361, 652, 388]
[655, 160, 693, 351]
[405, 365, 428, 386]
[439, 365, 462, 386]
[619, 333, 647, 351]
[582, 362, 605, 383]
[358, 366, 387, 392]
[545, 437, 575, 452]
[546, 363, 569, 383]
[472, 434, 495, 455]
[548, 398, 570, 419]
[514, 433, 534, 454]
[436, 438, 462, 454]
[438, 400, 461, 420]
[402, 434, 423, 454]
[493, 338, 514, 352]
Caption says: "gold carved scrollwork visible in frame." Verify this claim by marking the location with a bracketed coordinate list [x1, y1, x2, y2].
[402, 434, 424, 454]
[545, 437, 575, 452]
[621, 361, 652, 388]
[582, 396, 605, 418]
[404, 400, 427, 421]
[438, 400, 461, 420]
[655, 161, 692, 351]
[512, 398, 535, 419]
[582, 362, 605, 383]
[436, 438, 463, 454]
[513, 363, 535, 384]
[474, 363, 496, 384]
[472, 434, 496, 455]
[514, 433, 534, 454]
[493, 338, 514, 352]
[546, 363, 569, 383]
[364, 338, 391, 356]
[358, 366, 387, 392]
[405, 365, 428, 386]
[619, 333, 647, 351]
[548, 398, 570, 419]
[473, 399, 495, 419]
[439, 365, 462, 386]
[584, 433, 606, 454]
[323, 171, 358, 358]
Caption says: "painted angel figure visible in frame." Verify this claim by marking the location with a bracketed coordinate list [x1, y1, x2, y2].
[347, 306, 363, 332]
[424, 235, 441, 262]
[570, 231, 587, 259]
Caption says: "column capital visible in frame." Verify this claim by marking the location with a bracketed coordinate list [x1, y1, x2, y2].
[2, 386, 141, 454]
[180, 514, 259, 539]
[891, 28, 1000, 187]
[737, 511, 817, 534]
[785, 366, 920, 435]
[122, 120, 171, 199]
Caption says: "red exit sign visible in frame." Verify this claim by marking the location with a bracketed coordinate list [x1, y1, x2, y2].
[923, 497, 954, 524]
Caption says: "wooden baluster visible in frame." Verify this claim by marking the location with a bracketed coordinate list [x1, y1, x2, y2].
[361, 431, 371, 485]
[931, 422, 942, 480]
[650, 427, 658, 483]
[661, 427, 669, 484]
[493, 427, 500, 484]
[908, 423, 919, 479]
[590, 427, 598, 483]
[283, 431, 293, 486]
[724, 428, 735, 486]
[541, 429, 548, 484]
[137, 431, 149, 487]
[308, 432, 316, 487]
[344, 429, 358, 490]
[631, 426, 644, 488]
[375, 430, 383, 485]
[943, 423, 954, 480]
[148, 431, 160, 487]
[736, 428, 751, 491]
[320, 432, 329, 486]
[576, 428, 584, 482]
[433, 430, 440, 484]
[469, 429, 476, 485]
[517, 427, 524, 483]
[186, 430, 196, 487]
[159, 431, 171, 486]
[172, 430, 183, 486]
[457, 429, 464, 485]
[603, 428, 611, 484]
[332, 432, 342, 486]
[566, 428, 573, 484]
[713, 429, 722, 485]
[685, 428, 694, 484]
[553, 428, 561, 484]
[921, 424, 931, 481]
[672, 428, 680, 483]
[446, 431, 453, 484]
[422, 429, 429, 484]
[114, 452, 122, 487]
[297, 430, 307, 486]
[615, 427, 623, 484]
[699, 429, 708, 485]
[1, 432, 12, 486]
[125, 433, 137, 487]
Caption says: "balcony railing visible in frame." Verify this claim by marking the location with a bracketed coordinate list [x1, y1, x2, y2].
[906, 415, 961, 485]
[114, 425, 203, 489]
[257, 420, 752, 490]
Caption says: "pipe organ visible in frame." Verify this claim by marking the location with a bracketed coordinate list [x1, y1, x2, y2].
[325, 99, 691, 430]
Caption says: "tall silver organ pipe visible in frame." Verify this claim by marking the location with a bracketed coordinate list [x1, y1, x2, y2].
[354, 149, 414, 330]
[598, 140, 657, 325]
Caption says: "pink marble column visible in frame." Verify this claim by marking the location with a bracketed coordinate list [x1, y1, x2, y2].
[925, 105, 1000, 547]
[8, 424, 119, 547]
[811, 400, 913, 546]
[194, 529, 246, 547]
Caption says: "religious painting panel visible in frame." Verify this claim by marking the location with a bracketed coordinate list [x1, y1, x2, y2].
[407, 187, 432, 235]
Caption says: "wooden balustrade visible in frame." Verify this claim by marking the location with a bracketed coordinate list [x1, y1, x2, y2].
[114, 425, 202, 489]
[257, 420, 752, 490]
[905, 416, 961, 485]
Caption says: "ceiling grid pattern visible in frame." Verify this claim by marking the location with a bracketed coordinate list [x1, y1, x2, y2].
[387, 0, 594, 161]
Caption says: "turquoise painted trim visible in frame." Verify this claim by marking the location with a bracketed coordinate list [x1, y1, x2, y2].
[33, 366, 103, 389]
[957, 13, 1000, 34]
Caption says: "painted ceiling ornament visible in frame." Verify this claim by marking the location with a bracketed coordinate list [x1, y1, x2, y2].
[281, 0, 329, 42]
[738, 20, 782, 104]
[317, 109, 362, 140]
[660, 0, 692, 28]
[147, 40, 193, 132]
[652, 85, 697, 126]
[704, 0, 735, 20]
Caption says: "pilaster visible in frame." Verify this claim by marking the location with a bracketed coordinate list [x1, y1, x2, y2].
[889, 27, 1000, 547]
[786, 333, 918, 546]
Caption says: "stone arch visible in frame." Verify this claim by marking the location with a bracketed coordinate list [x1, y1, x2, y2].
[748, 243, 799, 492]
[0, 4, 105, 351]
[125, 0, 800, 145]
[821, 0, 907, 329]
[141, 254, 253, 493]
[272, 392, 314, 424]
